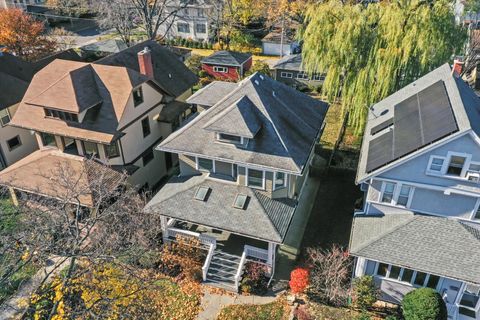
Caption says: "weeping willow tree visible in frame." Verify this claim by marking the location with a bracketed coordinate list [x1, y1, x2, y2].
[301, 0, 466, 135]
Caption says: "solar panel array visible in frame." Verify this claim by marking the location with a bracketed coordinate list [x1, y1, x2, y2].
[366, 81, 458, 173]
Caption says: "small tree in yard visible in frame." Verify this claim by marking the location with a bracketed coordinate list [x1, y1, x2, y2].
[289, 267, 309, 294]
[245, 61, 271, 77]
[402, 288, 447, 320]
[306, 245, 352, 306]
[352, 275, 378, 311]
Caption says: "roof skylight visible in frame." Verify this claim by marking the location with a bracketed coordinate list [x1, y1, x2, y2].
[194, 186, 210, 201]
[233, 194, 248, 209]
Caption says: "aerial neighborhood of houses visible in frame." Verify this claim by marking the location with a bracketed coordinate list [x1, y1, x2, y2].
[1, 0, 480, 319]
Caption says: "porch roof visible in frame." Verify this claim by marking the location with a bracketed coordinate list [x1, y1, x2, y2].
[350, 212, 480, 284]
[144, 174, 297, 243]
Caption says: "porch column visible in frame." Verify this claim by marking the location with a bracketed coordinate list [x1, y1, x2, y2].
[267, 242, 276, 274]
[354, 257, 366, 278]
[160, 215, 168, 243]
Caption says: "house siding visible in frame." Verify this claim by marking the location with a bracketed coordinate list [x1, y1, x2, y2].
[409, 188, 476, 218]
[262, 42, 293, 56]
[179, 154, 198, 176]
[202, 63, 240, 81]
[274, 69, 323, 89]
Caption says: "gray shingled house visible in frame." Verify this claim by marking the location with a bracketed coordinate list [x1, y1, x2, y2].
[350, 63, 480, 320]
[144, 73, 328, 290]
[272, 54, 325, 90]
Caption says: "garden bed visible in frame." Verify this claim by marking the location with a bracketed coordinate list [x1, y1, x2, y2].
[217, 298, 289, 320]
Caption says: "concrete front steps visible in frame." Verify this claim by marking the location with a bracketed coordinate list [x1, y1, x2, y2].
[205, 251, 242, 291]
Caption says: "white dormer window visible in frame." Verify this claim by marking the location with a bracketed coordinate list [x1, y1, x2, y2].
[426, 152, 476, 181]
[446, 155, 467, 176]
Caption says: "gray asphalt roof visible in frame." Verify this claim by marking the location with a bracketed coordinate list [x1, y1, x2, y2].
[202, 95, 262, 138]
[357, 63, 480, 183]
[144, 174, 297, 243]
[80, 39, 128, 53]
[159, 73, 329, 174]
[201, 50, 252, 66]
[350, 212, 480, 284]
[96, 40, 198, 98]
[273, 54, 303, 71]
[186, 81, 238, 107]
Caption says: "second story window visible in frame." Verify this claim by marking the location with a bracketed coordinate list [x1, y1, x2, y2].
[105, 142, 120, 159]
[82, 141, 99, 158]
[379, 181, 413, 208]
[196, 157, 213, 172]
[247, 168, 264, 189]
[44, 108, 78, 122]
[274, 172, 287, 190]
[177, 23, 190, 33]
[0, 109, 11, 126]
[133, 87, 144, 107]
[217, 133, 242, 144]
[41, 132, 57, 148]
[142, 117, 151, 138]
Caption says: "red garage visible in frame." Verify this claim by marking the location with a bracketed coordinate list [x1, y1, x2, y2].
[201, 51, 252, 81]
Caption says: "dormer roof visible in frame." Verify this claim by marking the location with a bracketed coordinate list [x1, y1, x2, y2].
[202, 95, 261, 138]
[26, 63, 102, 113]
[159, 73, 329, 174]
[357, 63, 480, 183]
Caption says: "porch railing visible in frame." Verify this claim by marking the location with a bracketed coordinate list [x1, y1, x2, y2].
[244, 245, 269, 262]
[202, 243, 216, 281]
[166, 227, 217, 247]
[235, 251, 247, 288]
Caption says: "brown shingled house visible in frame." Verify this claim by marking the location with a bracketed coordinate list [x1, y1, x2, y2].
[0, 40, 199, 207]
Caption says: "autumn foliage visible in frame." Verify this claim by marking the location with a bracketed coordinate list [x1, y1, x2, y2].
[0, 9, 56, 61]
[289, 267, 309, 294]
[160, 235, 206, 281]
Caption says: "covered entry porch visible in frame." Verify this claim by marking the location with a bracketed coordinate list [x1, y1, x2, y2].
[160, 216, 278, 291]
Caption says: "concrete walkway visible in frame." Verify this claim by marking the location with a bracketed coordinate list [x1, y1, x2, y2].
[0, 256, 70, 320]
[198, 287, 279, 320]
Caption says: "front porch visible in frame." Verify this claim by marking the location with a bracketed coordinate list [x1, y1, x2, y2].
[160, 217, 277, 291]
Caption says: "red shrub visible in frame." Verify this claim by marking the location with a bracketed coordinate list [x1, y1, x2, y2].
[289, 267, 309, 294]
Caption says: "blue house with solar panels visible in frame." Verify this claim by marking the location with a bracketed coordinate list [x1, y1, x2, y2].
[350, 63, 480, 320]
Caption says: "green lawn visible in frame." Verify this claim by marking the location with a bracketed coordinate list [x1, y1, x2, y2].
[217, 299, 289, 320]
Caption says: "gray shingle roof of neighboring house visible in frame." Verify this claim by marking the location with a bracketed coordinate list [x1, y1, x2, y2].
[96, 40, 198, 98]
[144, 174, 297, 243]
[186, 81, 238, 107]
[273, 54, 303, 71]
[202, 95, 262, 138]
[357, 63, 480, 183]
[159, 73, 329, 174]
[80, 39, 128, 54]
[201, 50, 252, 67]
[350, 212, 480, 284]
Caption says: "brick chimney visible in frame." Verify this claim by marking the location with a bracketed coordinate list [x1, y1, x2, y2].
[138, 46, 154, 78]
[452, 58, 464, 77]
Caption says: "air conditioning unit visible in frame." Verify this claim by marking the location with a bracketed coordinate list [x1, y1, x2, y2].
[467, 172, 480, 182]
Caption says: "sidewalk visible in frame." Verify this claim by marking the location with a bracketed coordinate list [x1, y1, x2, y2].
[0, 256, 70, 320]
[198, 288, 279, 320]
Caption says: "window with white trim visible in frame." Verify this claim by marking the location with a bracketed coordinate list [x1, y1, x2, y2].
[247, 168, 264, 189]
[374, 262, 440, 290]
[280, 72, 293, 78]
[379, 181, 414, 207]
[427, 156, 445, 173]
[213, 66, 228, 73]
[459, 285, 480, 318]
[274, 172, 287, 190]
[447, 155, 467, 176]
[196, 157, 214, 172]
[296, 72, 309, 80]
[0, 109, 11, 126]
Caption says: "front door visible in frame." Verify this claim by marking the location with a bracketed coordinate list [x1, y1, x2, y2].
[458, 284, 480, 319]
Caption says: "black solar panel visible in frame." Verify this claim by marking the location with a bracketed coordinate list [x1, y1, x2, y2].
[370, 118, 394, 135]
[366, 80, 458, 173]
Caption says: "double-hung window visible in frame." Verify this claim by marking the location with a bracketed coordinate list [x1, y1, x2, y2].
[177, 23, 190, 33]
[274, 172, 287, 190]
[196, 157, 214, 172]
[447, 155, 467, 176]
[427, 156, 445, 173]
[247, 168, 264, 189]
[379, 181, 413, 207]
